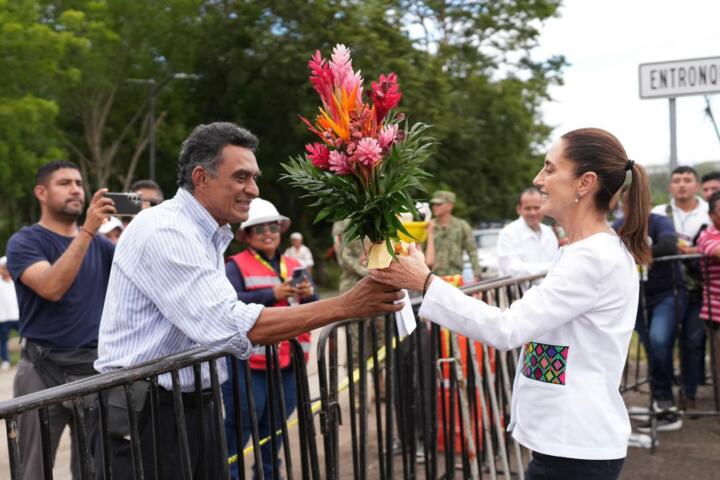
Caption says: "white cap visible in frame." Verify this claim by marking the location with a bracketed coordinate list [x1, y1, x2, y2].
[0, 256, 6, 268]
[240, 198, 290, 232]
[290, 232, 303, 240]
[98, 217, 124, 235]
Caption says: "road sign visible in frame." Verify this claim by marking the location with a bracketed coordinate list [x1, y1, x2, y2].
[639, 56, 720, 99]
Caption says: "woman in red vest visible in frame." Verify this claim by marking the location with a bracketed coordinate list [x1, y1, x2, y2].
[222, 198, 317, 480]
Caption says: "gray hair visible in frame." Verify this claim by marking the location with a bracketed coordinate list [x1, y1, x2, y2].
[177, 122, 259, 191]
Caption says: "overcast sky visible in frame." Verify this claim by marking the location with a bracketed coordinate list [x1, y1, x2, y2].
[534, 0, 720, 167]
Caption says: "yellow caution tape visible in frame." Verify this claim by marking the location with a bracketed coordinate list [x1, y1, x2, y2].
[228, 338, 396, 465]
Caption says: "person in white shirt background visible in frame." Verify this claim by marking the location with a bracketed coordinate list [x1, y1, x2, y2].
[371, 127, 651, 480]
[496, 187, 559, 279]
[651, 166, 710, 411]
[0, 256, 20, 370]
[284, 232, 314, 275]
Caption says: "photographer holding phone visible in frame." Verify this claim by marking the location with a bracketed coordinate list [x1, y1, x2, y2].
[224, 198, 317, 479]
[6, 160, 116, 479]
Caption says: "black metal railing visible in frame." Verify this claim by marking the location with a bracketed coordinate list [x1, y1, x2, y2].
[623, 254, 720, 452]
[0, 339, 317, 480]
[3, 254, 720, 478]
[315, 274, 545, 480]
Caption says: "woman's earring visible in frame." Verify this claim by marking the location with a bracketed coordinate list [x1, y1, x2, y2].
[574, 193, 580, 203]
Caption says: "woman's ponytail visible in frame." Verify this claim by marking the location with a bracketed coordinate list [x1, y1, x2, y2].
[618, 163, 652, 265]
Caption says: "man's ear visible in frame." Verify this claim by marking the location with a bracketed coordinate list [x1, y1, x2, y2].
[34, 184, 46, 203]
[191, 166, 208, 191]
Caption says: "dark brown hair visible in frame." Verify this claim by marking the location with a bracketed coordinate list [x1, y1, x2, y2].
[561, 128, 651, 265]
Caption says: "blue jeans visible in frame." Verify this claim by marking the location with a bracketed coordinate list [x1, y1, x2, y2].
[636, 292, 686, 401]
[526, 452, 624, 479]
[0, 321, 19, 362]
[680, 297, 706, 399]
[221, 358, 297, 480]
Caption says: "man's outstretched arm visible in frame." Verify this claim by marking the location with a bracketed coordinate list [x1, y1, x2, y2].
[248, 276, 403, 345]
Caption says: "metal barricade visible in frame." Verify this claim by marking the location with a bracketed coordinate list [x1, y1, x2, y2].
[622, 254, 720, 452]
[315, 274, 545, 480]
[0, 339, 318, 480]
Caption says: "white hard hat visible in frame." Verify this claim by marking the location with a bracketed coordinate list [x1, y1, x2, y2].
[239, 198, 290, 232]
[98, 216, 124, 235]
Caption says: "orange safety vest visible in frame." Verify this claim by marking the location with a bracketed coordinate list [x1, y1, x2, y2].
[229, 249, 312, 370]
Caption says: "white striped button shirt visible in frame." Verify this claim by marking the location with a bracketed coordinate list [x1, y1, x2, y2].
[95, 188, 264, 391]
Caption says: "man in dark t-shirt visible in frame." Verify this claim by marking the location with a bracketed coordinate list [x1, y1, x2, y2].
[614, 210, 687, 432]
[6, 160, 116, 478]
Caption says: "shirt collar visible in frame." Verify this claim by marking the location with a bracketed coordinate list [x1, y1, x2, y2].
[249, 247, 281, 263]
[519, 218, 543, 239]
[174, 188, 233, 249]
[670, 196, 707, 215]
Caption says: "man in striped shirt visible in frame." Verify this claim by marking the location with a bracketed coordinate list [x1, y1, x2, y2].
[697, 190, 720, 323]
[95, 122, 403, 477]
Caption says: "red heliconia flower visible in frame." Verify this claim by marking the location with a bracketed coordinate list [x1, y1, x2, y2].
[305, 143, 330, 170]
[370, 73, 402, 122]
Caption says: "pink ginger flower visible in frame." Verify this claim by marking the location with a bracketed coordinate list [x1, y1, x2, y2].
[305, 143, 330, 170]
[378, 124, 399, 149]
[352, 137, 383, 167]
[328, 150, 352, 175]
[330, 44, 363, 102]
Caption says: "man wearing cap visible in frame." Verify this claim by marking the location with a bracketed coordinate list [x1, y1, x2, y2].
[6, 159, 116, 478]
[95, 122, 403, 477]
[98, 216, 124, 244]
[429, 190, 481, 280]
[284, 231, 314, 274]
[332, 219, 368, 293]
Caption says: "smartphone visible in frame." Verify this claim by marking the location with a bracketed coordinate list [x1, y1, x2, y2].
[104, 192, 143, 216]
[290, 267, 308, 287]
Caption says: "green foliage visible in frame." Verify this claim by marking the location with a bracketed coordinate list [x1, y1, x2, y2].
[281, 122, 433, 250]
[0, 0, 565, 265]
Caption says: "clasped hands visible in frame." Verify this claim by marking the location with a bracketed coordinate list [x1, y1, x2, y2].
[273, 280, 314, 302]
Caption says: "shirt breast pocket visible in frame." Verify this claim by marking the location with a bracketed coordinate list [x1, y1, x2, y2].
[521, 341, 569, 386]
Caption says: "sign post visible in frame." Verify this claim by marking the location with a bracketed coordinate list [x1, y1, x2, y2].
[639, 56, 720, 170]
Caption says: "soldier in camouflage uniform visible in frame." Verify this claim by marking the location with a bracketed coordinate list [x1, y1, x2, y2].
[332, 220, 368, 293]
[429, 190, 482, 280]
[331, 220, 386, 378]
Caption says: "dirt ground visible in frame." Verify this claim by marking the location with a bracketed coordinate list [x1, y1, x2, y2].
[1, 332, 719, 479]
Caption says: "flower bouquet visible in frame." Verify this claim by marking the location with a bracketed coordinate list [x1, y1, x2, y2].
[281, 44, 433, 268]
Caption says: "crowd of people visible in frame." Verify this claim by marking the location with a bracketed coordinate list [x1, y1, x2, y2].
[0, 122, 718, 479]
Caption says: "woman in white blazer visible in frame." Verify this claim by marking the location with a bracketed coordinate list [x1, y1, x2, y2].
[371, 128, 651, 480]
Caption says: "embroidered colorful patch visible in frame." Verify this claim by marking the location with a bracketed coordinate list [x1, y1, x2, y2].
[521, 341, 569, 385]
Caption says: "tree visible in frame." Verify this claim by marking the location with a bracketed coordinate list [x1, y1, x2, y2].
[0, 0, 84, 249]
[44, 0, 203, 190]
[400, 0, 566, 220]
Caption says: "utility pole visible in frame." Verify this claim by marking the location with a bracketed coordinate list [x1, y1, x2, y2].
[127, 73, 200, 181]
[669, 97, 678, 170]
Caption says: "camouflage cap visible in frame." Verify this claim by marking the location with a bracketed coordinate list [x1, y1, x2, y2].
[430, 190, 456, 204]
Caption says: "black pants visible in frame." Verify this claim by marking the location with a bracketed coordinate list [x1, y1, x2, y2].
[526, 452, 625, 480]
[96, 389, 224, 479]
